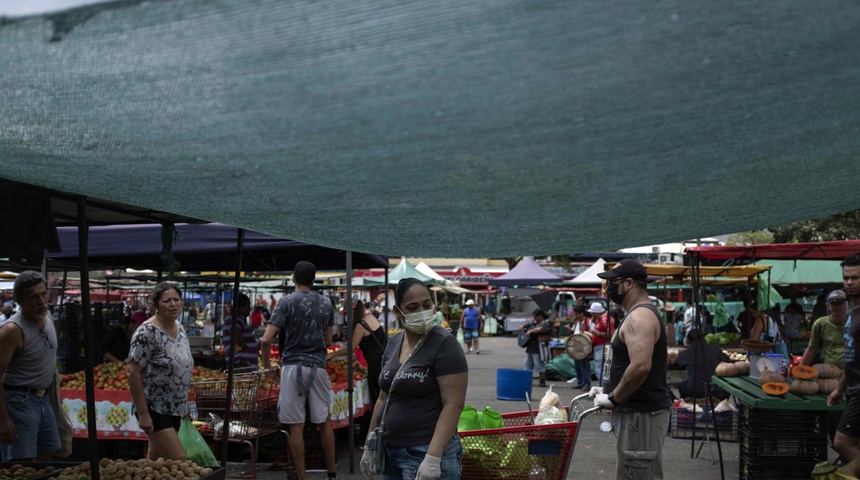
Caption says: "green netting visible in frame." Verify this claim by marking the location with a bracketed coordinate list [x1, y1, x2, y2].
[1, 1, 859, 257]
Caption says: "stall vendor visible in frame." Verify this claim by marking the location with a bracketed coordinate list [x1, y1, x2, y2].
[100, 317, 137, 363]
[675, 328, 730, 400]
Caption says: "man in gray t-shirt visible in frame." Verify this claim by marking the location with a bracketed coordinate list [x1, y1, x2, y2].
[0, 271, 61, 462]
[260, 261, 336, 480]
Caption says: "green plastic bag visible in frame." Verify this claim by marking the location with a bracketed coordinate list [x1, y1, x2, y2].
[179, 417, 219, 467]
[481, 407, 503, 429]
[458, 405, 483, 432]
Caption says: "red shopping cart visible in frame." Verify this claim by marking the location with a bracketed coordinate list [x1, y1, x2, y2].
[191, 368, 285, 479]
[458, 393, 598, 480]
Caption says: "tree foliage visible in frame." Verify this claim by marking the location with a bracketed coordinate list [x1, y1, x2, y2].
[727, 230, 773, 245]
[770, 209, 860, 243]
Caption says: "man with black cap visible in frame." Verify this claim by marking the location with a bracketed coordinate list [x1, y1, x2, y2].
[801, 289, 848, 370]
[801, 290, 848, 448]
[589, 259, 670, 480]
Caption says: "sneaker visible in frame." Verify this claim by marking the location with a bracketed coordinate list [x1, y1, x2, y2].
[566, 378, 577, 384]
[539, 380, 547, 387]
[327, 473, 337, 480]
[475, 350, 480, 354]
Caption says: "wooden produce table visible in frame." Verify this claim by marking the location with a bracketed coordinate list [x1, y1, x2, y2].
[712, 375, 841, 479]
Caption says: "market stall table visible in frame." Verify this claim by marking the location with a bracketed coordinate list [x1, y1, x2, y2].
[60, 379, 370, 440]
[711, 374, 843, 479]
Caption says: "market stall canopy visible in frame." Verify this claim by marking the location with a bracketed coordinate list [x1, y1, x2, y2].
[564, 258, 607, 285]
[686, 240, 860, 261]
[36, 223, 388, 272]
[364, 257, 435, 285]
[415, 262, 448, 283]
[606, 263, 772, 280]
[488, 257, 562, 286]
[753, 260, 843, 285]
[2, 2, 859, 258]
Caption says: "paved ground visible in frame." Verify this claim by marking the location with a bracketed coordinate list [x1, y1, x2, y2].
[241, 335, 744, 479]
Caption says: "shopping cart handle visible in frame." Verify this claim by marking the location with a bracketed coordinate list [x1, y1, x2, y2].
[568, 393, 602, 422]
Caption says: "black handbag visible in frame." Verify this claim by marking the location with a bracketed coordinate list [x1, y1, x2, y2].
[517, 329, 529, 348]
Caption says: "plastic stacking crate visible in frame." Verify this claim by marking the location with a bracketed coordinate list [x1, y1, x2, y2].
[670, 406, 739, 442]
[738, 405, 827, 457]
[740, 453, 819, 480]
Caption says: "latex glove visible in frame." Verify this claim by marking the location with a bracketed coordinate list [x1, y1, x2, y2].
[415, 454, 441, 480]
[587, 386, 603, 399]
[360, 448, 377, 479]
[594, 393, 614, 409]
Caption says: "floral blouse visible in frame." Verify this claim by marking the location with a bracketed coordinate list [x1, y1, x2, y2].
[129, 322, 193, 416]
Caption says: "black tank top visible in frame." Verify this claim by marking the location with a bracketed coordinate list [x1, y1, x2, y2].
[606, 303, 670, 412]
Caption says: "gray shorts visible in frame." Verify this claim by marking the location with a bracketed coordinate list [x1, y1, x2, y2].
[611, 409, 670, 480]
[277, 364, 332, 425]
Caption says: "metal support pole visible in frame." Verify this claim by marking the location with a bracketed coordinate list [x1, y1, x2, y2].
[345, 251, 355, 473]
[220, 229, 245, 465]
[76, 197, 100, 480]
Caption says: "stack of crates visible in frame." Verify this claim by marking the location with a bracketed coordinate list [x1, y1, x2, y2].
[739, 404, 827, 480]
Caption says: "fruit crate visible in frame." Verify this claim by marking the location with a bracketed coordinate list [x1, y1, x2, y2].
[670, 406, 738, 442]
[740, 452, 818, 480]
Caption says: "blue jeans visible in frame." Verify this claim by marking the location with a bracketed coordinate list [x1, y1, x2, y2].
[593, 345, 605, 386]
[0, 390, 61, 461]
[574, 359, 591, 387]
[383, 434, 462, 480]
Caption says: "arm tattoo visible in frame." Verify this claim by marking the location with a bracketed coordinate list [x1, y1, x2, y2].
[625, 317, 636, 335]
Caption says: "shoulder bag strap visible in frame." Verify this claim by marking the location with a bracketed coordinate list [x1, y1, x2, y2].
[377, 332, 430, 432]
[358, 319, 385, 351]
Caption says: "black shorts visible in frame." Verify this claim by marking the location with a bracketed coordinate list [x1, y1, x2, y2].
[135, 408, 181, 433]
[837, 393, 860, 437]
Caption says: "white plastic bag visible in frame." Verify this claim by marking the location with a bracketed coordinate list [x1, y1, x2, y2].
[535, 405, 567, 425]
[538, 385, 561, 409]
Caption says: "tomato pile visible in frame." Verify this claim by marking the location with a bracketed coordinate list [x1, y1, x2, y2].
[60, 362, 224, 390]
[325, 358, 367, 384]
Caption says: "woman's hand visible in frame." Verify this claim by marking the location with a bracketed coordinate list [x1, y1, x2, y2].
[137, 412, 154, 435]
[415, 454, 441, 479]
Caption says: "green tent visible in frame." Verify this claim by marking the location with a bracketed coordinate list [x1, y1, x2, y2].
[755, 260, 843, 285]
[363, 257, 435, 285]
[1, 1, 859, 257]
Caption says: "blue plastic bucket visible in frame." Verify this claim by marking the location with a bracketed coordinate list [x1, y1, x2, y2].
[496, 368, 533, 401]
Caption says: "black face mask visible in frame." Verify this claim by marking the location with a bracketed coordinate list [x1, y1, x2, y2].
[606, 280, 627, 305]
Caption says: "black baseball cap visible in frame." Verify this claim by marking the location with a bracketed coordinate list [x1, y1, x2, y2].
[597, 259, 648, 282]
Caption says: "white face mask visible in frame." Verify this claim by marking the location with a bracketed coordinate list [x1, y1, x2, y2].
[398, 307, 436, 334]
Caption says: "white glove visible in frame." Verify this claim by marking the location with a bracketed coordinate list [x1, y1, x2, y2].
[587, 386, 603, 399]
[415, 453, 441, 480]
[360, 448, 377, 479]
[594, 393, 614, 409]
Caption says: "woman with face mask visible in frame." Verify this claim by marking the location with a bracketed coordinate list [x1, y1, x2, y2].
[360, 278, 469, 480]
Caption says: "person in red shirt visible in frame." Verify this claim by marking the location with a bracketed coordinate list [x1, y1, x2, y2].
[249, 305, 264, 327]
[588, 302, 613, 386]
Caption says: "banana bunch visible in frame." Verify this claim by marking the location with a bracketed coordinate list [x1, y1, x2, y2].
[812, 461, 859, 480]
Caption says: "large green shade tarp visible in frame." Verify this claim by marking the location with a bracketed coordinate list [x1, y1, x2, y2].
[2, 1, 859, 258]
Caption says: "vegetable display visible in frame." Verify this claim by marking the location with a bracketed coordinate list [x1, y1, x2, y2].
[762, 382, 790, 396]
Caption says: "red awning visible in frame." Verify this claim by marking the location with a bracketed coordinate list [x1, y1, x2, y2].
[685, 240, 860, 261]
